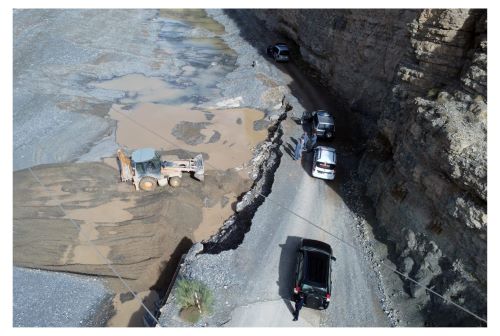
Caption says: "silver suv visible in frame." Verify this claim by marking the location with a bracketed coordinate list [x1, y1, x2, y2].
[267, 43, 290, 62]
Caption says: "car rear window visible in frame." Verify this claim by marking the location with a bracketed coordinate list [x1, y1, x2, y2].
[279, 50, 289, 56]
[303, 250, 329, 287]
[316, 162, 336, 170]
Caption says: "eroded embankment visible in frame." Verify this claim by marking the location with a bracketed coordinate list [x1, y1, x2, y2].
[202, 111, 287, 253]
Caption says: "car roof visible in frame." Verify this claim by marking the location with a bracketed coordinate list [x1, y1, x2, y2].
[315, 110, 334, 124]
[275, 44, 289, 51]
[132, 148, 156, 163]
[315, 146, 336, 164]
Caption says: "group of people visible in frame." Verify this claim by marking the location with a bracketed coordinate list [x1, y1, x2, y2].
[293, 130, 317, 161]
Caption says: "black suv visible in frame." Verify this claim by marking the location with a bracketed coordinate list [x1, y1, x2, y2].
[293, 239, 335, 309]
[312, 110, 335, 139]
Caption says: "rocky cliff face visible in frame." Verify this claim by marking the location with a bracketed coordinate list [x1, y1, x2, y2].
[252, 9, 487, 325]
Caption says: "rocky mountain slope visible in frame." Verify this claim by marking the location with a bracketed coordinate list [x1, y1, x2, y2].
[252, 9, 487, 325]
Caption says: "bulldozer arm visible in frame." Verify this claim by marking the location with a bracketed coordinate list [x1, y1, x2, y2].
[117, 149, 133, 182]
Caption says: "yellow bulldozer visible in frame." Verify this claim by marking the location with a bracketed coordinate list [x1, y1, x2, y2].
[117, 148, 204, 191]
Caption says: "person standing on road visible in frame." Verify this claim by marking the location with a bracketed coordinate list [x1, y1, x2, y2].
[302, 132, 309, 149]
[308, 130, 317, 152]
[293, 136, 305, 161]
[293, 292, 305, 321]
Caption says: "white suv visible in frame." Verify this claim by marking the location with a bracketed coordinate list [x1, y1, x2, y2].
[312, 146, 336, 180]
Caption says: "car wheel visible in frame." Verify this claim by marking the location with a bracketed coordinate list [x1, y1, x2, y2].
[139, 176, 157, 191]
[169, 176, 181, 188]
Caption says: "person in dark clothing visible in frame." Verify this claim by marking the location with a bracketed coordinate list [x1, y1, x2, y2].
[293, 292, 305, 321]
[308, 130, 317, 152]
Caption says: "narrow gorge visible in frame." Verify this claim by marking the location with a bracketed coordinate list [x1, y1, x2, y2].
[249, 9, 487, 326]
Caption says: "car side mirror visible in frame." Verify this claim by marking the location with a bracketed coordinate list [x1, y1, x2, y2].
[331, 256, 337, 261]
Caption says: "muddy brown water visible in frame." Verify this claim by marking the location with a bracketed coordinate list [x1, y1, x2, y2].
[109, 102, 267, 173]
[13, 9, 268, 327]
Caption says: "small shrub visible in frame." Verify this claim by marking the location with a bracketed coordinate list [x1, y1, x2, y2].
[175, 279, 214, 323]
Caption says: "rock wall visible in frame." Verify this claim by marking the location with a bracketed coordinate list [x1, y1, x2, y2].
[252, 9, 487, 325]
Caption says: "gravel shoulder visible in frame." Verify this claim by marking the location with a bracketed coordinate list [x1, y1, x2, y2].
[13, 267, 113, 327]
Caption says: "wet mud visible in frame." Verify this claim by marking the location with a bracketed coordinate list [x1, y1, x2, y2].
[13, 160, 253, 323]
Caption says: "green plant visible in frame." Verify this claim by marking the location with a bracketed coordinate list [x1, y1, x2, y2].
[175, 279, 214, 323]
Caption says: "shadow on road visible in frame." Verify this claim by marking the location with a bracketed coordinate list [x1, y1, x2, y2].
[277, 236, 302, 317]
[284, 136, 299, 159]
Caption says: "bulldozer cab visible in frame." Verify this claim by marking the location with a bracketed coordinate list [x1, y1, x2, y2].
[131, 148, 162, 179]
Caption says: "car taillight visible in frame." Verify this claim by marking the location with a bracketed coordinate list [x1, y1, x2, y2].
[294, 286, 301, 294]
[326, 293, 331, 302]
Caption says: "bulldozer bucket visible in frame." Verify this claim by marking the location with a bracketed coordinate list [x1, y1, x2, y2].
[117, 149, 133, 182]
[193, 154, 205, 182]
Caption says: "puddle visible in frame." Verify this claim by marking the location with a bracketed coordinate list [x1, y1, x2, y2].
[159, 9, 226, 35]
[106, 290, 159, 327]
[109, 103, 267, 171]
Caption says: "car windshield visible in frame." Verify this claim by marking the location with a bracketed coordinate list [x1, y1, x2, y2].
[303, 250, 329, 289]
[302, 283, 327, 294]
[135, 157, 161, 176]
[316, 162, 336, 170]
[317, 123, 334, 130]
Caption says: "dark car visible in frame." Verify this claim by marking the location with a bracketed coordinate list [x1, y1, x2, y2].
[266, 43, 290, 62]
[293, 239, 335, 309]
[312, 110, 335, 139]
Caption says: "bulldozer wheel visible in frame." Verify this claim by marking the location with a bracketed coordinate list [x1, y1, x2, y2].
[139, 176, 157, 191]
[169, 176, 181, 188]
